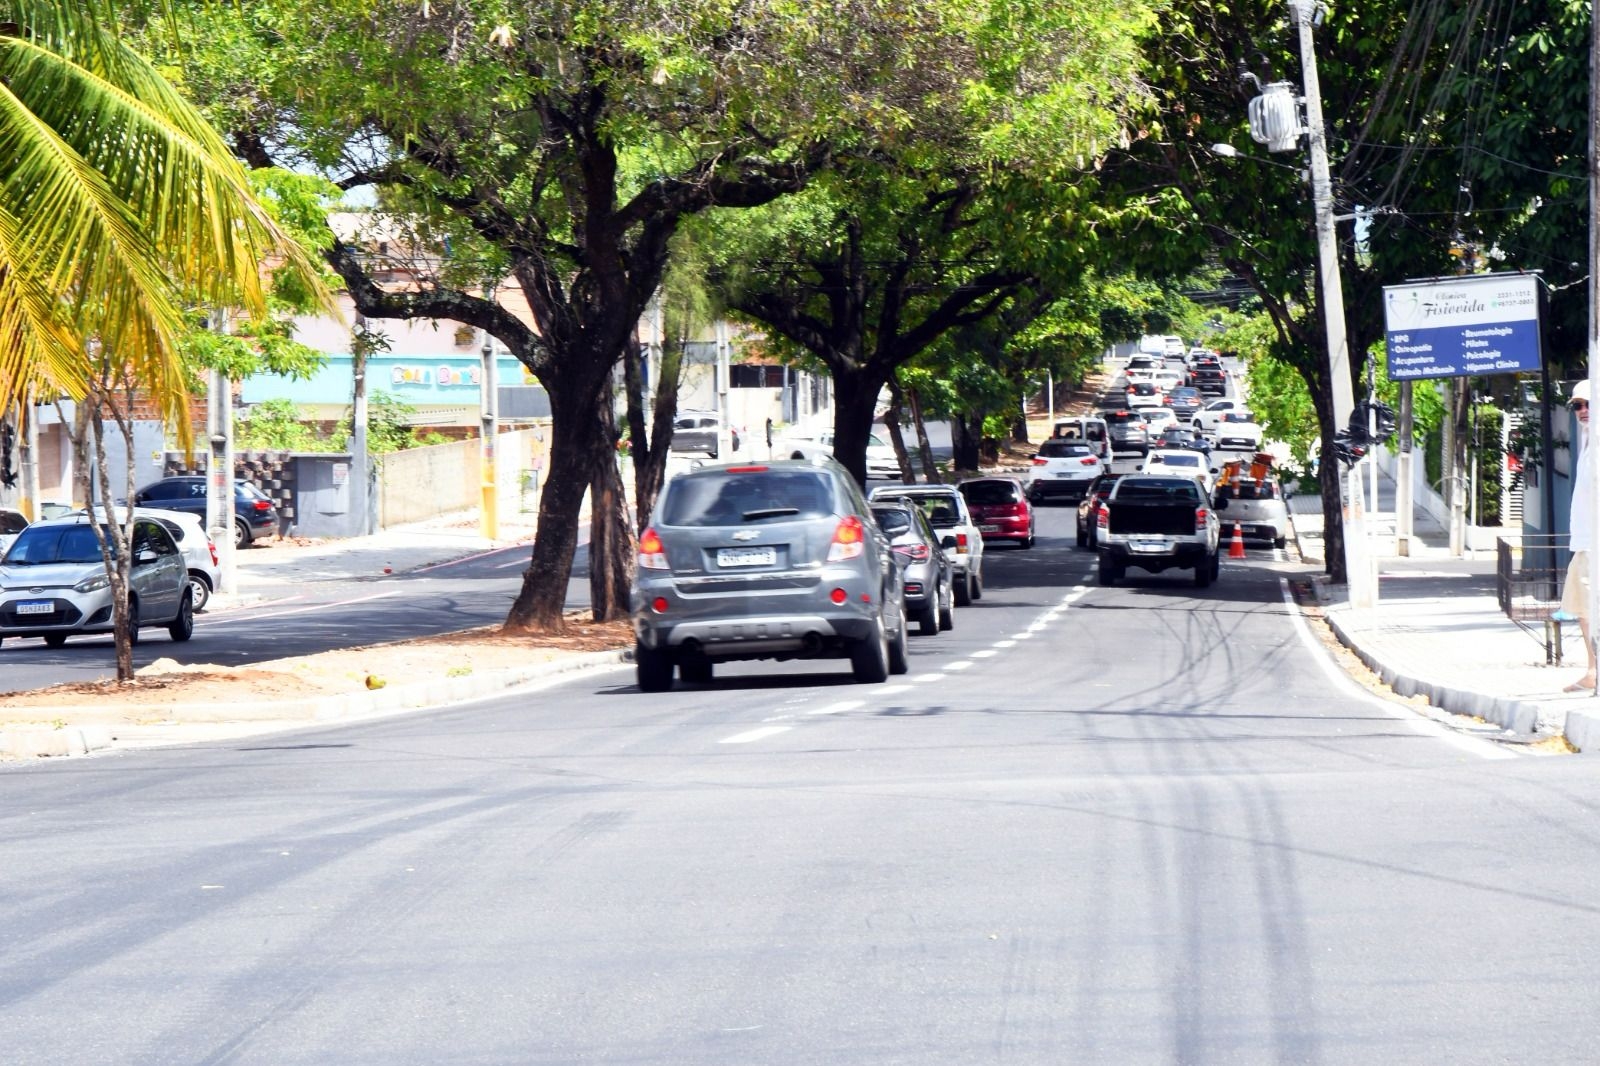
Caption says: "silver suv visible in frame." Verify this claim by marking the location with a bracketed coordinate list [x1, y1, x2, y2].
[631, 456, 909, 691]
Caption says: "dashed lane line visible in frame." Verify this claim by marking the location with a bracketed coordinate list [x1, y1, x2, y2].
[720, 725, 793, 744]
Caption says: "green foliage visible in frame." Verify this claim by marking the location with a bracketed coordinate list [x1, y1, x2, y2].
[235, 398, 324, 452]
[331, 391, 429, 455]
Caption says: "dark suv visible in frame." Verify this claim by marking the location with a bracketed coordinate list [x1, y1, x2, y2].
[631, 456, 908, 690]
[133, 476, 279, 548]
[1098, 409, 1151, 455]
[1191, 366, 1228, 395]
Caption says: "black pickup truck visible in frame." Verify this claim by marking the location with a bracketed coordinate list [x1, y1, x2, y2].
[1096, 475, 1221, 587]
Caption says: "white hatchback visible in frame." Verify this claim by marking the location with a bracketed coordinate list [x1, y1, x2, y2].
[1140, 449, 1215, 489]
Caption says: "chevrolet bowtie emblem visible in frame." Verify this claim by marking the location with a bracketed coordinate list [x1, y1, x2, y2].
[731, 530, 760, 541]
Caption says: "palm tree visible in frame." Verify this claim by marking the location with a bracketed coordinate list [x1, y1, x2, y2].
[0, 0, 325, 431]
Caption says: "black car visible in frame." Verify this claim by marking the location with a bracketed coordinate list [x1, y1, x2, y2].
[871, 500, 954, 635]
[1166, 386, 1204, 420]
[1075, 473, 1123, 549]
[1191, 367, 1228, 395]
[1097, 409, 1150, 455]
[133, 476, 279, 548]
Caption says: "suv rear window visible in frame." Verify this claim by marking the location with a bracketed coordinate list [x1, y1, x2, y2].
[1128, 382, 1156, 396]
[662, 470, 836, 526]
[1216, 482, 1280, 501]
[1101, 411, 1145, 426]
[960, 480, 1022, 504]
[1037, 440, 1092, 458]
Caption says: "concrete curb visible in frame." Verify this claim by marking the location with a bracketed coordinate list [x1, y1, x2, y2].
[0, 648, 632, 759]
[1323, 608, 1545, 737]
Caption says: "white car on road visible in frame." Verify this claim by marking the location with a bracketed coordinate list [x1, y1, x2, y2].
[777, 428, 900, 479]
[1140, 449, 1215, 490]
[868, 484, 985, 604]
[1211, 412, 1264, 452]
[1192, 397, 1249, 435]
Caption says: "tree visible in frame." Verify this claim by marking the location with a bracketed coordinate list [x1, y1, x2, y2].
[169, 0, 1034, 629]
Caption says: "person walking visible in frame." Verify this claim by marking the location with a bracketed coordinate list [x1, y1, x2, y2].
[1562, 379, 1597, 692]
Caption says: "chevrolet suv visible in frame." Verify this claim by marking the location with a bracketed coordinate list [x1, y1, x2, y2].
[632, 457, 908, 691]
[1098, 409, 1151, 456]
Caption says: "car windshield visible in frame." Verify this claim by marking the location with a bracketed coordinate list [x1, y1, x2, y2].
[3, 524, 113, 565]
[662, 470, 834, 526]
[960, 480, 1020, 504]
[1221, 412, 1255, 423]
[1038, 440, 1092, 458]
[1216, 482, 1278, 501]
[1102, 412, 1144, 426]
[901, 495, 961, 527]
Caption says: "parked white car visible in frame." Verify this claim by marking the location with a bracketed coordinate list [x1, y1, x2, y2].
[776, 428, 900, 478]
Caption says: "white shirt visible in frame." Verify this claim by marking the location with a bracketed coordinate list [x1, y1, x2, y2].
[1572, 428, 1595, 553]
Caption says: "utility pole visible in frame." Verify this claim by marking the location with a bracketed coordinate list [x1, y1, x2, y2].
[480, 281, 500, 540]
[1584, 0, 1600, 690]
[206, 311, 237, 594]
[351, 314, 372, 535]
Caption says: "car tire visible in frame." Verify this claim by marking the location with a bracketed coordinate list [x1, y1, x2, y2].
[1076, 523, 1087, 548]
[850, 616, 890, 684]
[954, 572, 972, 607]
[1020, 532, 1034, 550]
[970, 569, 983, 601]
[887, 605, 910, 675]
[1274, 535, 1288, 550]
[679, 658, 713, 684]
[168, 590, 194, 642]
[188, 572, 212, 613]
[1097, 556, 1119, 586]
[234, 519, 250, 549]
[636, 642, 675, 692]
[917, 598, 939, 636]
[939, 580, 954, 631]
[43, 633, 67, 648]
[1194, 552, 1216, 588]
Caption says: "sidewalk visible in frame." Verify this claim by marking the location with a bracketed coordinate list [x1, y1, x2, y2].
[1292, 467, 1600, 753]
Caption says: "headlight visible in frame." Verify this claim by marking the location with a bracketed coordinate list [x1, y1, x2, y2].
[74, 572, 111, 594]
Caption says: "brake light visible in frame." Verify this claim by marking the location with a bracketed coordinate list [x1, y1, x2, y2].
[1032, 457, 1049, 466]
[893, 542, 931, 562]
[252, 499, 272, 512]
[1079, 457, 1098, 466]
[207, 540, 218, 566]
[1195, 507, 1209, 532]
[725, 465, 768, 473]
[828, 515, 866, 561]
[955, 532, 969, 554]
[638, 527, 669, 569]
[1097, 507, 1109, 528]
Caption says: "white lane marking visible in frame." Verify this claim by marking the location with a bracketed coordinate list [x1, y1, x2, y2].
[720, 725, 792, 744]
[877, 685, 913, 695]
[1278, 579, 1513, 760]
[971, 650, 998, 659]
[204, 590, 399, 624]
[1012, 632, 1035, 640]
[912, 673, 947, 683]
[946, 661, 973, 671]
[993, 639, 1017, 649]
[1028, 622, 1050, 632]
[809, 699, 866, 715]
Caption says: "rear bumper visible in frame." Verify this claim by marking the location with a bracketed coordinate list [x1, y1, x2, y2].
[1103, 540, 1211, 571]
[1027, 478, 1093, 500]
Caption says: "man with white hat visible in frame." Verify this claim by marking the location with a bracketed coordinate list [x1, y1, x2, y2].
[1561, 378, 1596, 691]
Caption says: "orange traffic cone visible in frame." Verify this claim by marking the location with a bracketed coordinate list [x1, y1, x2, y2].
[1228, 521, 1247, 559]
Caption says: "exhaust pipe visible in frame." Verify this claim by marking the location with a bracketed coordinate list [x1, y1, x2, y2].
[801, 632, 823, 656]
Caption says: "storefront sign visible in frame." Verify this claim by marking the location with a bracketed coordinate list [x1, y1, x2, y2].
[1383, 272, 1541, 380]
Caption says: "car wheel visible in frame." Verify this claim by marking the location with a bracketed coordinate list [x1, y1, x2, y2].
[1097, 556, 1119, 586]
[887, 605, 910, 675]
[1274, 535, 1288, 550]
[953, 572, 972, 607]
[1194, 552, 1216, 588]
[1076, 522, 1087, 548]
[126, 598, 140, 646]
[938, 580, 954, 631]
[43, 633, 67, 649]
[167, 590, 195, 642]
[1020, 532, 1033, 550]
[188, 572, 212, 613]
[850, 615, 890, 683]
[234, 519, 250, 549]
[679, 658, 713, 684]
[917, 597, 939, 636]
[970, 568, 983, 601]
[636, 642, 675, 692]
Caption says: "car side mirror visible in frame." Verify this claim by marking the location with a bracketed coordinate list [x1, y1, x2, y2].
[940, 535, 958, 549]
[135, 548, 159, 564]
[1214, 496, 1229, 511]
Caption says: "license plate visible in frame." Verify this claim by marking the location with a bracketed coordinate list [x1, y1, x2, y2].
[979, 524, 1000, 533]
[717, 546, 775, 568]
[1130, 538, 1168, 553]
[15, 601, 53, 615]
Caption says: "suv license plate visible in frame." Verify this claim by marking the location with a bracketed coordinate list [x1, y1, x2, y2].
[979, 524, 1000, 533]
[717, 547, 776, 568]
[1130, 538, 1168, 553]
[15, 601, 53, 615]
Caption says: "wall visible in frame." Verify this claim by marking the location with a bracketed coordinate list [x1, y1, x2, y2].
[375, 427, 549, 528]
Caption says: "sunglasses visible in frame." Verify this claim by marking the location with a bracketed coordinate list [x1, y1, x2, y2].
[1572, 400, 1589, 411]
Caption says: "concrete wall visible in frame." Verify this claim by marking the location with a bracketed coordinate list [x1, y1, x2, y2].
[376, 426, 549, 528]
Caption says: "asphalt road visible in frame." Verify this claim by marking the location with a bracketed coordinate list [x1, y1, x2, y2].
[5, 503, 1598, 1065]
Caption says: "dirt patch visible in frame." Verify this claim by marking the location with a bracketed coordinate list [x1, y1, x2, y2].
[0, 614, 632, 712]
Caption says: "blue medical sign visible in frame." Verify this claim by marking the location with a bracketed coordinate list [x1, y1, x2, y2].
[1383, 273, 1541, 381]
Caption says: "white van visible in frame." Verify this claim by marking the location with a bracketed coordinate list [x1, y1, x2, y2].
[1050, 416, 1111, 463]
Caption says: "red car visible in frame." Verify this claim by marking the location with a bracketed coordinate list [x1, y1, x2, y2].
[957, 477, 1034, 549]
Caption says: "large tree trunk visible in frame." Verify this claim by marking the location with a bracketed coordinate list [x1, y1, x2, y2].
[951, 413, 982, 473]
[828, 363, 891, 487]
[624, 327, 685, 529]
[907, 387, 940, 484]
[883, 379, 916, 483]
[588, 393, 634, 622]
[1303, 361, 1347, 584]
[507, 365, 614, 631]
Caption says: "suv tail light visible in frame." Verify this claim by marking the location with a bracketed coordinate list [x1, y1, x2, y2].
[955, 532, 969, 554]
[828, 515, 866, 561]
[1032, 457, 1049, 466]
[1097, 507, 1109, 529]
[1195, 507, 1209, 532]
[207, 540, 218, 566]
[638, 527, 669, 569]
[252, 499, 272, 512]
[893, 542, 931, 562]
[1079, 457, 1098, 466]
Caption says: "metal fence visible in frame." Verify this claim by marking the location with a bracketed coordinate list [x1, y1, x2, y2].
[1495, 534, 1569, 664]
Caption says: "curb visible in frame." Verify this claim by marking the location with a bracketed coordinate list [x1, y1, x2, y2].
[0, 648, 631, 759]
[1322, 607, 1550, 739]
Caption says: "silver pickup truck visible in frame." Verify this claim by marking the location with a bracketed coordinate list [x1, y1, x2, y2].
[1096, 474, 1221, 588]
